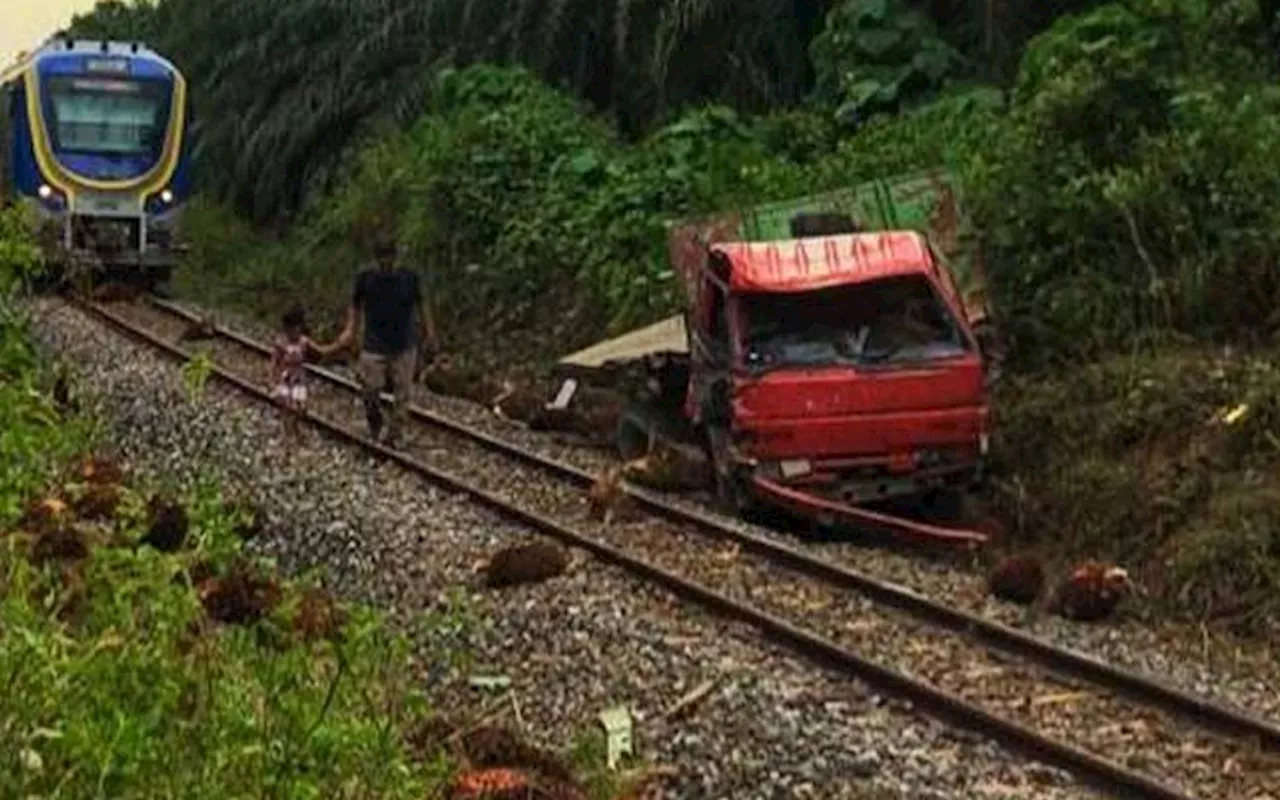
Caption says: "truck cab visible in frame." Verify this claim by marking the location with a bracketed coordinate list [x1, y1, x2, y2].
[683, 230, 989, 515]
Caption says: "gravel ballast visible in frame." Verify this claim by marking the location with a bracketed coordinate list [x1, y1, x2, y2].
[27, 297, 1110, 798]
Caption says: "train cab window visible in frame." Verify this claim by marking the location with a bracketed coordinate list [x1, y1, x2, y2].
[41, 76, 170, 157]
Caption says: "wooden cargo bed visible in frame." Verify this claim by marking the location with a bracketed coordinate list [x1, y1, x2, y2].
[555, 315, 688, 379]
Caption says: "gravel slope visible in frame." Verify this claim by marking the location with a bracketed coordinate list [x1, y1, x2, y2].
[27, 297, 1107, 799]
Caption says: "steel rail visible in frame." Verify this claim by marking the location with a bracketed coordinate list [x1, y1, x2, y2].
[146, 295, 1280, 754]
[149, 299, 992, 545]
[71, 293, 1207, 800]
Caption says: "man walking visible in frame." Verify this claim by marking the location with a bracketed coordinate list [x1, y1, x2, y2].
[318, 235, 438, 447]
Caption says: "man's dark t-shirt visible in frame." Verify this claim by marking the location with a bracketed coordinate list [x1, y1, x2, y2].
[352, 267, 421, 355]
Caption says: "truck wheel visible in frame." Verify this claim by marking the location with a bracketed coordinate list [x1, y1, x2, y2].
[714, 468, 769, 524]
[615, 408, 652, 461]
[708, 426, 765, 522]
[919, 487, 967, 525]
[714, 468, 747, 514]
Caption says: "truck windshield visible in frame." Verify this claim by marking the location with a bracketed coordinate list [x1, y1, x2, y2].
[42, 76, 169, 156]
[740, 274, 970, 371]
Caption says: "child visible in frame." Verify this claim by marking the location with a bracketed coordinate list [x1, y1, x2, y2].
[270, 304, 316, 444]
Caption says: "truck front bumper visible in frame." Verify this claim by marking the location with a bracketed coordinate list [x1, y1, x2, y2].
[749, 475, 989, 548]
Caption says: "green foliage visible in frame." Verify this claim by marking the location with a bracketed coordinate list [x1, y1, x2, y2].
[64, 0, 1106, 224]
[0, 303, 461, 796]
[576, 104, 794, 324]
[180, 349, 215, 401]
[804, 84, 1002, 188]
[68, 0, 830, 224]
[163, 0, 1280, 373]
[748, 106, 842, 164]
[170, 198, 335, 341]
[811, 0, 964, 121]
[962, 0, 1280, 364]
[1, 552, 449, 798]
[180, 67, 834, 356]
[0, 206, 44, 295]
[0, 326, 94, 517]
[1014, 3, 1177, 166]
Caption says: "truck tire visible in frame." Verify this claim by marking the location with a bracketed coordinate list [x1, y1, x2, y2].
[708, 425, 765, 522]
[919, 487, 966, 524]
[615, 407, 653, 461]
[714, 467, 751, 515]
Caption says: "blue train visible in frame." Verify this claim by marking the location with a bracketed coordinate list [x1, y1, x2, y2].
[1, 36, 193, 286]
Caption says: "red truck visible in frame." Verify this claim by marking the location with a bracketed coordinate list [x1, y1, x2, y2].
[556, 173, 997, 547]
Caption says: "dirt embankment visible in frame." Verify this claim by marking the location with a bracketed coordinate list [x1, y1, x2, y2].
[986, 344, 1280, 634]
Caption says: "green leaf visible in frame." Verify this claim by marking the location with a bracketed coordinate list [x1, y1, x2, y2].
[855, 27, 903, 57]
[858, 0, 890, 23]
[847, 79, 886, 108]
[569, 150, 602, 175]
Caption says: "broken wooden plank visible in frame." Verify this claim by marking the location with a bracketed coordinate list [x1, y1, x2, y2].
[557, 315, 687, 374]
[547, 378, 579, 411]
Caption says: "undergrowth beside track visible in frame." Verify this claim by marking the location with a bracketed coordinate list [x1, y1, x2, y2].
[990, 345, 1280, 634]
[1, 217, 454, 797]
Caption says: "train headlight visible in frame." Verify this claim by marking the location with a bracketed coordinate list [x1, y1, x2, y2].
[37, 184, 53, 199]
[160, 189, 174, 204]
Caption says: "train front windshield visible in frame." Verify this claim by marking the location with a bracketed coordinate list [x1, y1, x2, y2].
[42, 76, 169, 157]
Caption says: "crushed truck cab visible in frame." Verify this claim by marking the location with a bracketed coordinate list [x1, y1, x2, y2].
[557, 174, 996, 547]
[686, 231, 989, 517]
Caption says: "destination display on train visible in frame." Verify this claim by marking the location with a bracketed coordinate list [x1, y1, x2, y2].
[69, 77, 142, 93]
[84, 57, 130, 74]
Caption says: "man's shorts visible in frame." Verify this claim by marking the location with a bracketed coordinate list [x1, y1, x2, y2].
[357, 349, 416, 396]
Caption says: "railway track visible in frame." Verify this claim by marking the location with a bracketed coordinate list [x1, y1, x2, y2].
[73, 293, 1280, 800]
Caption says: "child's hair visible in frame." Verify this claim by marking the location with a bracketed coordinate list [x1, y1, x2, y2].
[282, 304, 307, 333]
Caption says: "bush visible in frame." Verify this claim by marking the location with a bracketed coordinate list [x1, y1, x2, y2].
[0, 206, 43, 295]
[810, 0, 964, 121]
[961, 0, 1280, 366]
